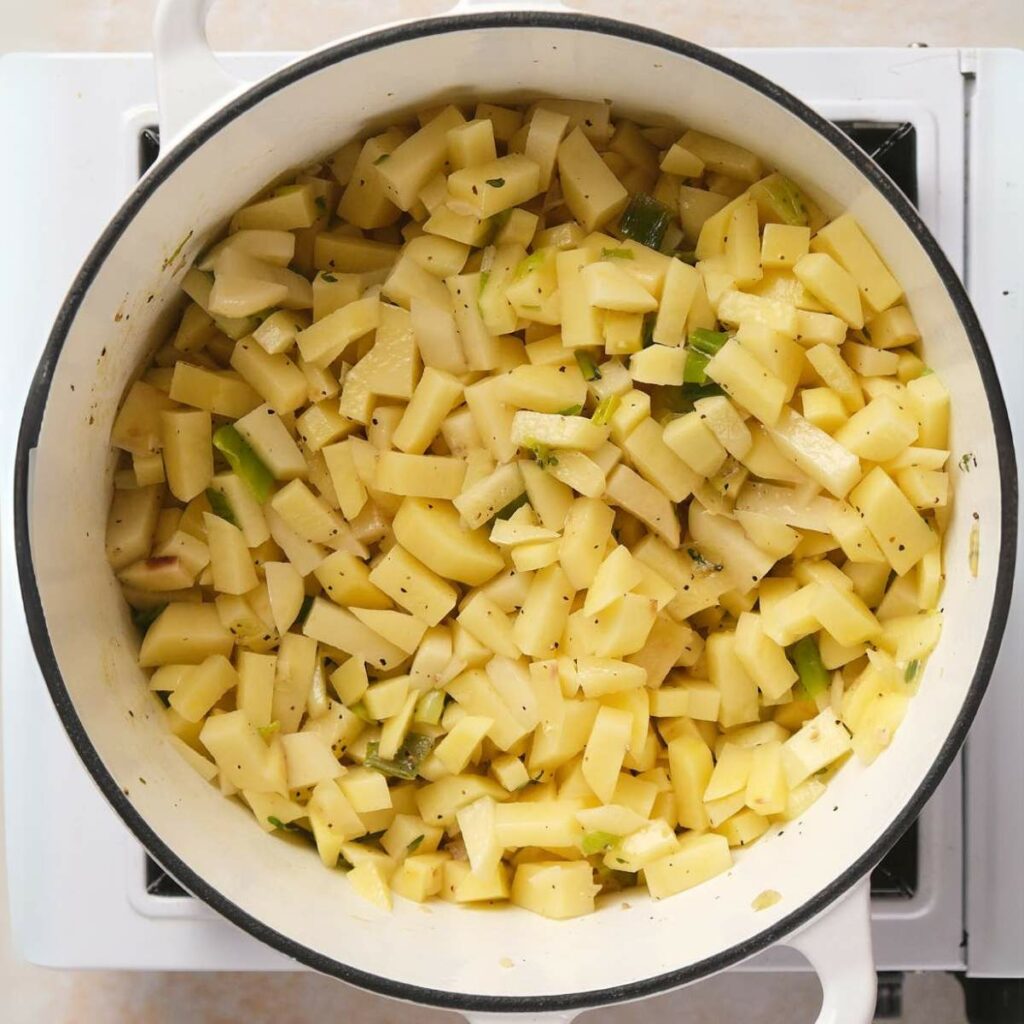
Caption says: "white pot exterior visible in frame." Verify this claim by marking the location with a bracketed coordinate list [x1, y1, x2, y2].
[15, 10, 1016, 1016]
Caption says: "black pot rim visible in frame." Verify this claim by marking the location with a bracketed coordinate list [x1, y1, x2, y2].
[13, 10, 1019, 1015]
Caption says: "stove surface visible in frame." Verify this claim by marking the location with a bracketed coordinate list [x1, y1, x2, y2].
[0, 45, 1020, 979]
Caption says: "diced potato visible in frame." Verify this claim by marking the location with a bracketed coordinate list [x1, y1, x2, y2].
[557, 128, 629, 232]
[849, 467, 938, 576]
[706, 340, 787, 426]
[767, 407, 861, 499]
[645, 832, 732, 898]
[393, 498, 504, 586]
[161, 410, 213, 502]
[139, 602, 233, 667]
[793, 253, 864, 329]
[514, 564, 574, 659]
[629, 344, 687, 385]
[782, 708, 852, 787]
[200, 709, 286, 794]
[906, 374, 950, 449]
[811, 214, 902, 314]
[604, 465, 680, 549]
[734, 611, 797, 700]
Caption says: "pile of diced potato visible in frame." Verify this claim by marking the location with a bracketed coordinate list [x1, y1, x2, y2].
[106, 97, 948, 919]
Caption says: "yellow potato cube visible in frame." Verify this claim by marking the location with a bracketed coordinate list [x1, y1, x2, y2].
[581, 705, 634, 803]
[139, 602, 233, 667]
[793, 253, 864, 329]
[511, 861, 598, 919]
[704, 743, 753, 801]
[716, 807, 770, 847]
[800, 387, 847, 433]
[604, 820, 679, 873]
[866, 304, 921, 349]
[201, 710, 287, 797]
[782, 708, 852, 787]
[434, 716, 494, 775]
[645, 832, 732, 898]
[761, 223, 811, 270]
[557, 128, 629, 232]
[668, 735, 714, 831]
[623, 417, 700, 503]
[725, 198, 763, 287]
[811, 213, 902, 315]
[629, 344, 687, 385]
[391, 852, 450, 902]
[168, 654, 238, 723]
[767, 407, 861, 499]
[849, 467, 938, 576]
[906, 374, 950, 449]
[734, 611, 798, 700]
[582, 261, 658, 313]
[706, 339, 788, 426]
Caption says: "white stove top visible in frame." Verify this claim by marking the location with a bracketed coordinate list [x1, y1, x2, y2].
[0, 43, 1020, 980]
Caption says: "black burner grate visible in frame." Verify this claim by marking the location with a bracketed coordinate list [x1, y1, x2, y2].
[137, 117, 920, 902]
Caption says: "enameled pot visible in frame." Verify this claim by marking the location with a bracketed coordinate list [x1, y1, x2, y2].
[14, 2, 1017, 1021]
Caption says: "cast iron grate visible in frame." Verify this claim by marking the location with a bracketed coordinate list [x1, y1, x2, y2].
[137, 119, 920, 901]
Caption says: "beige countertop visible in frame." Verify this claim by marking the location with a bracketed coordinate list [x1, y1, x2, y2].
[2, 1, 1021, 1021]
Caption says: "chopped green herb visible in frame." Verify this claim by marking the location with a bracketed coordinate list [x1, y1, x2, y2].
[905, 659, 920, 683]
[958, 452, 977, 472]
[321, 272, 338, 282]
[205, 487, 236, 525]
[295, 594, 315, 627]
[525, 441, 559, 469]
[600, 247, 634, 260]
[557, 404, 584, 416]
[756, 175, 808, 226]
[373, 154, 390, 165]
[574, 350, 602, 381]
[683, 349, 711, 385]
[130, 603, 166, 634]
[641, 314, 657, 348]
[919, 366, 934, 376]
[485, 178, 506, 188]
[413, 689, 446, 726]
[268, 815, 300, 832]
[687, 547, 723, 575]
[314, 195, 327, 211]
[618, 193, 674, 249]
[688, 328, 729, 357]
[788, 635, 830, 697]
[349, 701, 373, 723]
[682, 381, 725, 401]
[581, 831, 620, 856]
[514, 249, 549, 279]
[406, 834, 426, 854]
[258, 721, 281, 741]
[591, 394, 620, 426]
[364, 733, 434, 780]
[494, 493, 530, 521]
[212, 425, 275, 503]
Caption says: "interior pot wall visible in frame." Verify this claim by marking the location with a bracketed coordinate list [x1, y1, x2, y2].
[23, 17, 1005, 1005]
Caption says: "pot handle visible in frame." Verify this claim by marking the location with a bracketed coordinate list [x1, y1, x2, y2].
[459, 879, 874, 1024]
[153, 0, 248, 149]
[782, 876, 877, 1024]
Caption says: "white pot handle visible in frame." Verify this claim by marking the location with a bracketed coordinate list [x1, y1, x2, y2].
[781, 876, 877, 1024]
[461, 879, 874, 1024]
[153, 0, 248, 148]
[152, 0, 578, 148]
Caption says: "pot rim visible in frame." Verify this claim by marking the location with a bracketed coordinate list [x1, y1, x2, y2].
[13, 10, 1019, 1014]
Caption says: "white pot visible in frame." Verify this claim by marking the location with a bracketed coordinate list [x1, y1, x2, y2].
[14, 2, 1017, 1022]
